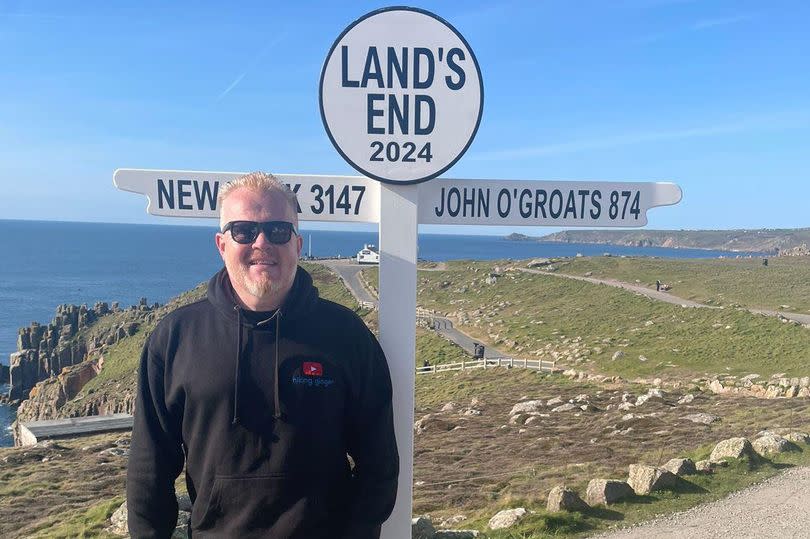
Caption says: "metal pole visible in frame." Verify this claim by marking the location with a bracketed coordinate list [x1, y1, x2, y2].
[379, 183, 417, 538]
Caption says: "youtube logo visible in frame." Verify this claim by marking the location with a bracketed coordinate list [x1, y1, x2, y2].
[302, 362, 323, 377]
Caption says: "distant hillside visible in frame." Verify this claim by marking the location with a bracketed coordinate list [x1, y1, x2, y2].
[523, 229, 810, 255]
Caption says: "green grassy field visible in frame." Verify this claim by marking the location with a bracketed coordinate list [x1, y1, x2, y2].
[366, 260, 810, 380]
[553, 256, 810, 312]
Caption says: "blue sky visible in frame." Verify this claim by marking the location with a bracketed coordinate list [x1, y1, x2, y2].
[1, 0, 808, 236]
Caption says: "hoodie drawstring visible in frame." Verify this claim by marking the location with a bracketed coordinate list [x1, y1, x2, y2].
[232, 306, 243, 425]
[232, 306, 282, 424]
[273, 312, 282, 419]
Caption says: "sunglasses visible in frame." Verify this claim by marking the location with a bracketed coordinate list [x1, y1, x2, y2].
[222, 221, 298, 245]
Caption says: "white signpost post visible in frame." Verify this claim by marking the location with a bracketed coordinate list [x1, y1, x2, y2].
[114, 7, 682, 539]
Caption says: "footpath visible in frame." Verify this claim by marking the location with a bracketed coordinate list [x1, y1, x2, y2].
[318, 259, 511, 358]
[518, 268, 810, 326]
[593, 466, 810, 538]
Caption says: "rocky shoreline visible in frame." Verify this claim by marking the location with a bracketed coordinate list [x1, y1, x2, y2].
[3, 298, 162, 445]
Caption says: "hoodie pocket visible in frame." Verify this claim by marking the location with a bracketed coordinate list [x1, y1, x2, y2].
[192, 473, 301, 534]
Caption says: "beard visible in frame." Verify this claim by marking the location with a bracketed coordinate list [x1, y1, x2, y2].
[232, 259, 297, 302]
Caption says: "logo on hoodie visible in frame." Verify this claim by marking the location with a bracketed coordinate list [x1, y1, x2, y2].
[302, 362, 323, 377]
[291, 359, 335, 388]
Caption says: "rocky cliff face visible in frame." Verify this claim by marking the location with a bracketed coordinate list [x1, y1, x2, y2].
[7, 299, 156, 404]
[0, 363, 8, 385]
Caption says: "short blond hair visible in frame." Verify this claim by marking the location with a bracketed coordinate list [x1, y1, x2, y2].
[217, 172, 299, 228]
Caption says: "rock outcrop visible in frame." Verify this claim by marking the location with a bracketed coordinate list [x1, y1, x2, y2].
[585, 479, 635, 506]
[627, 464, 677, 495]
[8, 303, 112, 401]
[16, 359, 102, 422]
[710, 437, 755, 462]
[547, 486, 588, 512]
[488, 508, 526, 530]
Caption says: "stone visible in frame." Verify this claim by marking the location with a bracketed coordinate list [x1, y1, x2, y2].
[551, 403, 578, 412]
[710, 437, 754, 462]
[440, 402, 458, 412]
[546, 396, 564, 406]
[682, 413, 720, 425]
[708, 380, 726, 394]
[434, 531, 479, 538]
[752, 434, 798, 456]
[611, 351, 624, 361]
[509, 400, 544, 415]
[412, 516, 437, 539]
[108, 497, 190, 537]
[662, 458, 697, 476]
[488, 508, 527, 530]
[617, 402, 634, 411]
[439, 514, 468, 528]
[627, 464, 677, 495]
[414, 414, 455, 435]
[677, 394, 695, 405]
[764, 385, 782, 399]
[785, 432, 810, 445]
[695, 460, 714, 473]
[107, 501, 128, 535]
[547, 486, 588, 512]
[585, 479, 634, 506]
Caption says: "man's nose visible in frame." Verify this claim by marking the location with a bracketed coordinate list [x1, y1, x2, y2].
[252, 230, 274, 248]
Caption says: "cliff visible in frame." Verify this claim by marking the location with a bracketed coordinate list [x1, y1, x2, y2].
[524, 228, 810, 255]
[6, 299, 159, 404]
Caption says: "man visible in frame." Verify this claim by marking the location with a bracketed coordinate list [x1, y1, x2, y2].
[127, 172, 399, 538]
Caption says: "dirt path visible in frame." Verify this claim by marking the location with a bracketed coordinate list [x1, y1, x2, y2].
[592, 466, 810, 538]
[518, 268, 810, 325]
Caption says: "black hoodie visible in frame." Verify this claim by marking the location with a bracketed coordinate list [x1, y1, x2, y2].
[127, 266, 399, 538]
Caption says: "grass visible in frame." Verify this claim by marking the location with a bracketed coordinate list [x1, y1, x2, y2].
[412, 368, 810, 537]
[366, 260, 810, 380]
[554, 256, 810, 312]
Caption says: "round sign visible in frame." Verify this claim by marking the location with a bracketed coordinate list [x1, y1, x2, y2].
[320, 7, 484, 185]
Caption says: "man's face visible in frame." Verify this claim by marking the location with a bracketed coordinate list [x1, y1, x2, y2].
[215, 188, 302, 310]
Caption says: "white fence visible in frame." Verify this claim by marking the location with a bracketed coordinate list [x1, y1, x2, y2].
[416, 357, 556, 375]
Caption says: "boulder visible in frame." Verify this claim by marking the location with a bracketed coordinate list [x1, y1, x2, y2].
[412, 517, 437, 539]
[682, 413, 720, 425]
[710, 437, 754, 462]
[509, 400, 544, 415]
[627, 464, 677, 495]
[414, 414, 456, 435]
[695, 460, 715, 473]
[108, 497, 190, 537]
[488, 508, 526, 530]
[662, 458, 697, 476]
[785, 432, 810, 445]
[752, 435, 798, 456]
[547, 486, 588, 512]
[440, 402, 457, 412]
[611, 351, 624, 361]
[585, 479, 634, 506]
[677, 394, 695, 405]
[551, 403, 578, 413]
[107, 501, 128, 535]
[546, 396, 564, 406]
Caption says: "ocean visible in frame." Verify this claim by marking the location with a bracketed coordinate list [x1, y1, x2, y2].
[0, 219, 758, 446]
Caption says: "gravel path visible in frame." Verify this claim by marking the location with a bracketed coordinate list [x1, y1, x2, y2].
[591, 466, 810, 538]
[518, 268, 810, 325]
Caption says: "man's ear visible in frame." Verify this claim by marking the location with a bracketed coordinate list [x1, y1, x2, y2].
[295, 233, 303, 258]
[215, 232, 227, 260]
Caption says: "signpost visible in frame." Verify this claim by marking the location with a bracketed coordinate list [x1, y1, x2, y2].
[114, 6, 682, 539]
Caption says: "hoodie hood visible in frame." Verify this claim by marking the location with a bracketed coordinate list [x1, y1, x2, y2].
[206, 266, 320, 424]
[206, 265, 319, 322]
